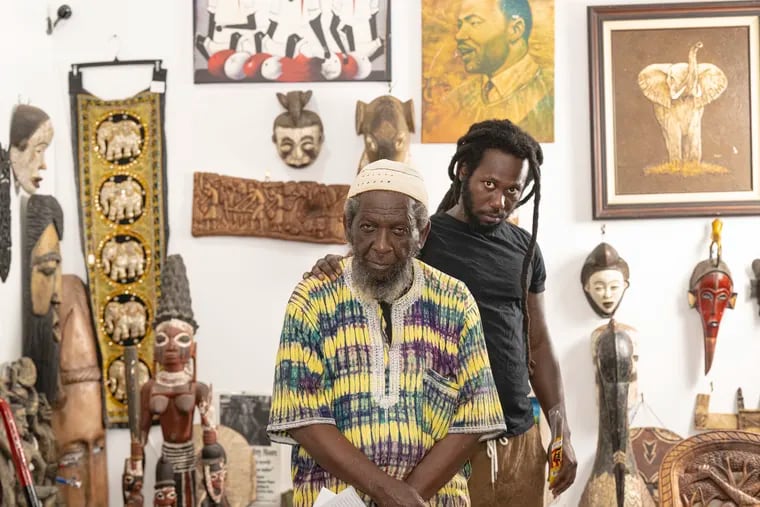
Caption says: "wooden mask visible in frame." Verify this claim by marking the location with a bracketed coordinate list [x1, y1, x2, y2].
[355, 95, 414, 171]
[688, 221, 736, 375]
[752, 259, 760, 315]
[9, 105, 53, 195]
[272, 90, 323, 168]
[54, 275, 108, 507]
[580, 242, 630, 318]
[22, 194, 64, 404]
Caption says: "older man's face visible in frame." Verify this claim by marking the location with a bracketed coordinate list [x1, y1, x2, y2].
[456, 0, 511, 75]
[349, 191, 422, 285]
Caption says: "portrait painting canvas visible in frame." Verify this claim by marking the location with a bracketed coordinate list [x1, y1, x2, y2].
[421, 0, 555, 143]
[589, 2, 760, 218]
[193, 0, 390, 83]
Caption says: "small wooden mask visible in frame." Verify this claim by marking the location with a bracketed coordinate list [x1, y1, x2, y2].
[356, 95, 414, 171]
[687, 219, 737, 375]
[752, 259, 760, 315]
[272, 91, 323, 168]
[9, 104, 53, 195]
[580, 242, 630, 318]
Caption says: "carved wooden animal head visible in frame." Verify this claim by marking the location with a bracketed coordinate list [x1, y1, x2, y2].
[355, 95, 415, 171]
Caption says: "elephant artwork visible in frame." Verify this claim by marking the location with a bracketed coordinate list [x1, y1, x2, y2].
[355, 95, 414, 172]
[96, 118, 143, 163]
[101, 237, 146, 282]
[104, 300, 148, 344]
[638, 42, 728, 170]
[106, 358, 150, 404]
[100, 179, 144, 222]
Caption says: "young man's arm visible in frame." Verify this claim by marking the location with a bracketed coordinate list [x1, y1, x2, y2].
[290, 424, 426, 506]
[527, 291, 578, 496]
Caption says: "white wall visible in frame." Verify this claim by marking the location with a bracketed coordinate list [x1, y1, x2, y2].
[1, 1, 759, 506]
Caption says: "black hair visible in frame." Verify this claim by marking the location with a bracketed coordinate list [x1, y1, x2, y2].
[437, 118, 542, 373]
[499, 0, 533, 41]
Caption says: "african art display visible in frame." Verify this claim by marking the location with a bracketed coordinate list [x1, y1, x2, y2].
[659, 430, 760, 506]
[69, 63, 169, 425]
[0, 357, 60, 506]
[1, 104, 54, 282]
[355, 95, 414, 171]
[695, 388, 760, 434]
[687, 219, 736, 375]
[54, 274, 109, 506]
[192, 172, 348, 244]
[629, 427, 683, 504]
[272, 91, 324, 168]
[22, 194, 64, 406]
[125, 255, 225, 507]
[581, 242, 630, 318]
[580, 320, 654, 507]
[193, 0, 390, 82]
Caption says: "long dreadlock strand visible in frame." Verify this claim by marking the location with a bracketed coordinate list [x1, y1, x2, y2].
[437, 119, 543, 374]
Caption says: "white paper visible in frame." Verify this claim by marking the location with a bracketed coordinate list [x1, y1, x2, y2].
[313, 486, 365, 507]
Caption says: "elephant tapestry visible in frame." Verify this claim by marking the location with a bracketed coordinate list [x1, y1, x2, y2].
[193, 0, 390, 83]
[70, 73, 168, 426]
[589, 4, 760, 218]
[421, 0, 555, 143]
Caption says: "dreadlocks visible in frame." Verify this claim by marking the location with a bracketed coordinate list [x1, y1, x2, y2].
[437, 119, 543, 374]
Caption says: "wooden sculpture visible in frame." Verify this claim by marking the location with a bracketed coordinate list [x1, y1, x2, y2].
[272, 91, 324, 168]
[695, 388, 760, 434]
[192, 424, 256, 507]
[0, 145, 10, 282]
[355, 95, 414, 171]
[54, 274, 108, 506]
[580, 321, 654, 507]
[8, 105, 54, 196]
[687, 219, 736, 375]
[752, 259, 760, 315]
[581, 242, 630, 318]
[630, 427, 683, 504]
[659, 430, 760, 506]
[192, 172, 348, 244]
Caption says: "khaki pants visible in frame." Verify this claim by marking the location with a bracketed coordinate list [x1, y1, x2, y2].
[468, 425, 547, 507]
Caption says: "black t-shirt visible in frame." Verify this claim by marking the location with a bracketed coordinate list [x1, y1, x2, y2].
[419, 212, 546, 437]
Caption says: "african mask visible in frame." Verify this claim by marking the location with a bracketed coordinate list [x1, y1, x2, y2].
[752, 259, 760, 315]
[53, 275, 108, 507]
[581, 242, 630, 318]
[200, 442, 229, 506]
[8, 105, 53, 195]
[688, 259, 736, 375]
[355, 95, 414, 171]
[272, 91, 323, 168]
[22, 194, 64, 404]
[154, 459, 178, 507]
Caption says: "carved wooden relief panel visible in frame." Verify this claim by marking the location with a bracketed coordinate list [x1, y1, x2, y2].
[659, 430, 760, 506]
[192, 172, 348, 244]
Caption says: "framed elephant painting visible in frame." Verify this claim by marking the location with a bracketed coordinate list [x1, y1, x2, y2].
[589, 2, 760, 218]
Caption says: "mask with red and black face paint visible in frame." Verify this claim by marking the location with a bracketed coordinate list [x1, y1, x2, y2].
[688, 259, 737, 375]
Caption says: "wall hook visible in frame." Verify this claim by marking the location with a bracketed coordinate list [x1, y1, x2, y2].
[46, 4, 72, 35]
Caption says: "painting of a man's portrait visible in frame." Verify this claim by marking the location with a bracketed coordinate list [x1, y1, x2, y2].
[421, 0, 555, 143]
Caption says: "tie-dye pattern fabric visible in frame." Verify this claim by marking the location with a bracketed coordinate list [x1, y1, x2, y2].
[268, 258, 506, 506]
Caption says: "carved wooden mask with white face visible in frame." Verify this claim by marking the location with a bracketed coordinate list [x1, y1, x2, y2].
[584, 269, 628, 317]
[10, 115, 54, 195]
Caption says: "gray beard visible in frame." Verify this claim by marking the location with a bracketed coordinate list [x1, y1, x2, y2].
[352, 257, 414, 303]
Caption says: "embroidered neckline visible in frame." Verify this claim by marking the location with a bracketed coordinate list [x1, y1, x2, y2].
[344, 258, 423, 408]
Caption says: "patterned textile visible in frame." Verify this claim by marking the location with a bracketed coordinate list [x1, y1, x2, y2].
[268, 257, 506, 506]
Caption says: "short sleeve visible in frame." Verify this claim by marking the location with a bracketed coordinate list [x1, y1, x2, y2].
[530, 242, 546, 293]
[448, 295, 507, 437]
[267, 286, 335, 445]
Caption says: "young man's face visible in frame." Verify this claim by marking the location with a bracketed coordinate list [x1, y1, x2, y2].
[461, 148, 527, 233]
[456, 0, 511, 75]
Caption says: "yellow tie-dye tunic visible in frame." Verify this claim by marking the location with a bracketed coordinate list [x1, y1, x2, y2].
[268, 258, 506, 506]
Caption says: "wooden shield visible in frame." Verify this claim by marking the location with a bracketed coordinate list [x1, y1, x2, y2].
[630, 426, 683, 503]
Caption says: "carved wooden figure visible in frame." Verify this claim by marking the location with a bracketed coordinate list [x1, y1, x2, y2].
[355, 95, 414, 171]
[659, 430, 760, 506]
[192, 172, 349, 244]
[131, 255, 223, 507]
[687, 219, 736, 375]
[1, 146, 10, 282]
[580, 320, 654, 507]
[695, 388, 760, 434]
[272, 91, 324, 168]
[54, 274, 108, 506]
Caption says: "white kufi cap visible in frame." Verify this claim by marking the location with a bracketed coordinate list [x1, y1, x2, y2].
[347, 159, 428, 209]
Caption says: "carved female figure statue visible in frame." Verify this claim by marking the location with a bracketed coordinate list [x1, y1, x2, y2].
[137, 254, 219, 507]
[580, 321, 654, 507]
[581, 242, 630, 318]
